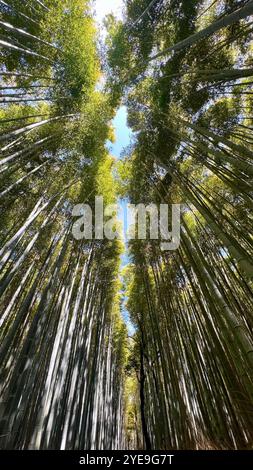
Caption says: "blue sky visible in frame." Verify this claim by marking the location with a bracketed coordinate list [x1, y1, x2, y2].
[95, 0, 123, 23]
[110, 109, 135, 336]
[95, 1, 135, 336]
[107, 106, 133, 159]
[108, 107, 132, 264]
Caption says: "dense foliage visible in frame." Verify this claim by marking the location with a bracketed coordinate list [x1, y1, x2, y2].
[106, 0, 253, 450]
[0, 0, 253, 451]
[0, 0, 127, 450]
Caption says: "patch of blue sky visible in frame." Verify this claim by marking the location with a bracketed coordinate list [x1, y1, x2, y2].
[95, 1, 135, 336]
[109, 108, 135, 336]
[106, 106, 133, 159]
[95, 0, 123, 24]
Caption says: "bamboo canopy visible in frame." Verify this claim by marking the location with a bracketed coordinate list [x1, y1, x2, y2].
[0, 0, 253, 451]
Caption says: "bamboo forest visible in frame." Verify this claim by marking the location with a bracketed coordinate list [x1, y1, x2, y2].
[0, 0, 253, 453]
